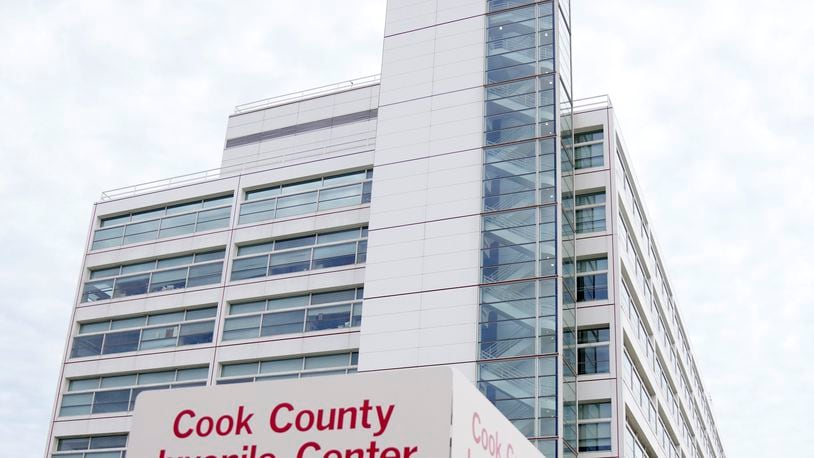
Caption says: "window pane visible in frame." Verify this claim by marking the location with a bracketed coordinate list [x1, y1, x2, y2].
[222, 363, 258, 378]
[112, 274, 150, 299]
[178, 321, 215, 345]
[186, 307, 217, 320]
[165, 201, 202, 215]
[71, 335, 104, 358]
[231, 256, 268, 281]
[140, 326, 178, 350]
[304, 353, 349, 370]
[275, 235, 316, 251]
[306, 305, 352, 331]
[246, 186, 280, 201]
[149, 268, 187, 293]
[59, 393, 93, 416]
[239, 199, 276, 224]
[312, 243, 357, 269]
[176, 367, 209, 381]
[187, 262, 223, 286]
[92, 389, 131, 414]
[194, 250, 225, 263]
[89, 435, 128, 449]
[82, 279, 114, 302]
[100, 374, 137, 389]
[195, 207, 231, 231]
[237, 242, 275, 256]
[223, 315, 261, 341]
[259, 358, 303, 374]
[122, 220, 159, 244]
[146, 311, 185, 325]
[155, 255, 194, 270]
[159, 213, 196, 238]
[137, 371, 175, 385]
[317, 229, 360, 244]
[68, 378, 100, 391]
[269, 249, 311, 275]
[102, 330, 140, 354]
[110, 316, 146, 330]
[267, 295, 309, 310]
[229, 301, 266, 315]
[311, 289, 356, 305]
[261, 310, 305, 336]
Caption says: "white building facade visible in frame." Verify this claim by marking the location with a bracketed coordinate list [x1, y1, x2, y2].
[45, 1, 726, 457]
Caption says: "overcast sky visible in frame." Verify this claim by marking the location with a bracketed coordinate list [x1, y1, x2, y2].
[0, 1, 810, 456]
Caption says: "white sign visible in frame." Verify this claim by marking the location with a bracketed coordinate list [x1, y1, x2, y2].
[129, 367, 544, 458]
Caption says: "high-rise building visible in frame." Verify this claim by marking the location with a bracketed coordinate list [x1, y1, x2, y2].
[45, 1, 726, 457]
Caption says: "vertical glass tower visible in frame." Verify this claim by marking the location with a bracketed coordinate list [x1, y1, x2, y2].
[478, 1, 575, 456]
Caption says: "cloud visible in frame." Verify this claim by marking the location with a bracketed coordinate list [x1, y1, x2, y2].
[575, 0, 814, 455]
[0, 1, 384, 455]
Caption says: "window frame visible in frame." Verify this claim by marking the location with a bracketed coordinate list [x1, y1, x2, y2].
[222, 288, 364, 341]
[575, 190, 606, 233]
[574, 128, 604, 169]
[70, 306, 217, 358]
[92, 195, 233, 250]
[577, 326, 610, 375]
[238, 169, 373, 225]
[59, 367, 208, 417]
[230, 227, 368, 282]
[81, 250, 226, 303]
[218, 352, 358, 385]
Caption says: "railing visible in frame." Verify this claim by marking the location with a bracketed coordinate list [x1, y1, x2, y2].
[234, 74, 381, 114]
[99, 136, 376, 201]
[572, 95, 612, 112]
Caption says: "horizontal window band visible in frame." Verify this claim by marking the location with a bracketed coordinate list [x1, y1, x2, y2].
[225, 108, 378, 149]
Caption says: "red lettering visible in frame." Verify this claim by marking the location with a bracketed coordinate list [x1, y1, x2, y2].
[296, 410, 315, 431]
[196, 416, 214, 436]
[173, 409, 195, 438]
[216, 415, 234, 436]
[297, 441, 321, 458]
[381, 447, 400, 458]
[270, 403, 294, 433]
[235, 406, 254, 435]
[404, 446, 419, 458]
[472, 412, 482, 444]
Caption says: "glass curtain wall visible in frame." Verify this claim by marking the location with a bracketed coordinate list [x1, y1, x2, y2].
[480, 1, 575, 456]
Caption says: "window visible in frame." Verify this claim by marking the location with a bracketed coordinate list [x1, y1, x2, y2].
[223, 288, 364, 341]
[578, 401, 612, 451]
[218, 352, 358, 384]
[53, 434, 127, 457]
[481, 206, 557, 283]
[574, 129, 604, 169]
[70, 306, 217, 358]
[81, 250, 225, 302]
[578, 327, 610, 374]
[92, 195, 232, 250]
[479, 279, 557, 359]
[230, 227, 367, 281]
[483, 138, 557, 212]
[576, 257, 608, 301]
[238, 170, 372, 225]
[575, 191, 606, 233]
[478, 356, 557, 438]
[625, 427, 651, 458]
[485, 2, 554, 84]
[59, 367, 208, 417]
